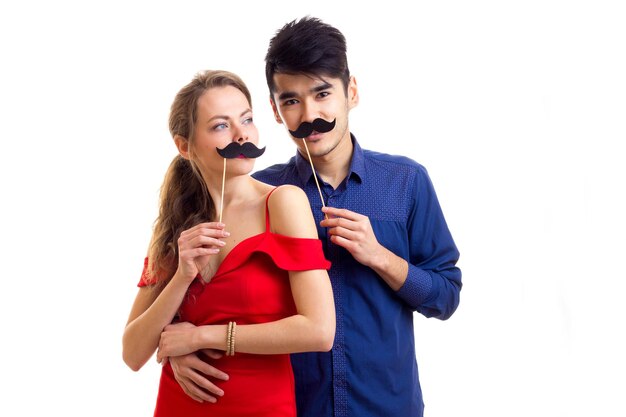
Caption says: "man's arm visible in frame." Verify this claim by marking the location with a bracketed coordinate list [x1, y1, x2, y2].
[320, 166, 461, 320]
[402, 165, 461, 320]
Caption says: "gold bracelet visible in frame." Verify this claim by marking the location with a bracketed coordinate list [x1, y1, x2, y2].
[229, 322, 237, 356]
[226, 321, 237, 356]
[226, 322, 233, 355]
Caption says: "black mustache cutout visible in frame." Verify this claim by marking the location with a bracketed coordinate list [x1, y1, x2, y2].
[216, 142, 266, 159]
[289, 118, 336, 139]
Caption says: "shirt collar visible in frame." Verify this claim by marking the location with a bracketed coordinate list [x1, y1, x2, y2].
[294, 133, 366, 186]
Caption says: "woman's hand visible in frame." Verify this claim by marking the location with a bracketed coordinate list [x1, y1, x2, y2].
[176, 222, 229, 283]
[157, 322, 200, 362]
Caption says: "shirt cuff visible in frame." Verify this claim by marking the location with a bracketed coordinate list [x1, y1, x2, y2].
[396, 264, 434, 308]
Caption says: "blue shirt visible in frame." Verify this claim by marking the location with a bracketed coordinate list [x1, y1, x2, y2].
[253, 136, 462, 417]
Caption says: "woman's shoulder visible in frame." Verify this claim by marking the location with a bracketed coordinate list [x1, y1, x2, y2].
[267, 185, 316, 238]
[268, 184, 307, 204]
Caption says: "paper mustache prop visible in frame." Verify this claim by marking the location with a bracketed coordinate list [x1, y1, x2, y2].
[215, 141, 266, 222]
[216, 141, 266, 159]
[288, 118, 336, 139]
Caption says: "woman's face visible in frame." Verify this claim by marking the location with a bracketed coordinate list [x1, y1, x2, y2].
[191, 85, 259, 178]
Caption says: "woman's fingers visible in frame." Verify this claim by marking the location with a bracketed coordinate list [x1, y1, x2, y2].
[180, 223, 229, 239]
[178, 225, 230, 251]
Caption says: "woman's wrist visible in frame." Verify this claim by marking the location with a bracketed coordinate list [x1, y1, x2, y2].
[198, 324, 229, 351]
[171, 269, 196, 287]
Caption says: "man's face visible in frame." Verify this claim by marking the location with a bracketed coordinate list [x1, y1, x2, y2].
[270, 73, 358, 159]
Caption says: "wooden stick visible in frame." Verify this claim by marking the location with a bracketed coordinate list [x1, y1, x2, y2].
[219, 157, 226, 223]
[302, 139, 328, 219]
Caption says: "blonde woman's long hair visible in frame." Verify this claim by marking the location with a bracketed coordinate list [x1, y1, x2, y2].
[145, 70, 252, 287]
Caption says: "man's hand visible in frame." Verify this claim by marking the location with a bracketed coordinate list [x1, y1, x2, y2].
[320, 206, 385, 268]
[167, 350, 229, 403]
[321, 206, 408, 291]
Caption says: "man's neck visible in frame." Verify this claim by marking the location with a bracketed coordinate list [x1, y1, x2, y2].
[310, 134, 354, 189]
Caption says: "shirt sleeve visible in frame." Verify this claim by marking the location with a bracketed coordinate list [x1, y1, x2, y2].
[396, 165, 462, 320]
[260, 234, 332, 271]
[137, 257, 151, 287]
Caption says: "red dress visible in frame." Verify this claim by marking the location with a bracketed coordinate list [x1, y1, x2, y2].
[137, 189, 331, 417]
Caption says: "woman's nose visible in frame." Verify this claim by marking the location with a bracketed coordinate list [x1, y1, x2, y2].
[233, 125, 247, 143]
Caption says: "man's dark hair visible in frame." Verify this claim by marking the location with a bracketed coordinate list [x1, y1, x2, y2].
[265, 16, 351, 96]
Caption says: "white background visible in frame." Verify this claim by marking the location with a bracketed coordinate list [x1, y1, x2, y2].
[1, 1, 624, 416]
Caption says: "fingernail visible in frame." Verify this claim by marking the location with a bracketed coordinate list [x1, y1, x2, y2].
[223, 231, 230, 237]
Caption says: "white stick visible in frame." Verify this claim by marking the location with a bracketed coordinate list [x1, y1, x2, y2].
[219, 158, 226, 223]
[302, 139, 328, 219]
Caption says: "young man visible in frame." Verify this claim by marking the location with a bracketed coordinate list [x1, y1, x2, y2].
[167, 16, 461, 417]
[252, 17, 462, 417]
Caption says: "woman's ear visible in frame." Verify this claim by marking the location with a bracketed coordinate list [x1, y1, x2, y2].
[174, 135, 190, 159]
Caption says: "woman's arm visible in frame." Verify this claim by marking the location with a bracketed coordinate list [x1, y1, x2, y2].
[123, 222, 228, 371]
[122, 275, 192, 371]
[157, 186, 335, 359]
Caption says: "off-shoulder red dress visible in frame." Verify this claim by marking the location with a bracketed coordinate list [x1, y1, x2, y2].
[137, 188, 331, 417]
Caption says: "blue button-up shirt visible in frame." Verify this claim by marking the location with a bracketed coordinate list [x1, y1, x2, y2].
[253, 136, 462, 417]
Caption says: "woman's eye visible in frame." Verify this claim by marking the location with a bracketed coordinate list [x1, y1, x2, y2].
[243, 117, 254, 125]
[213, 123, 228, 130]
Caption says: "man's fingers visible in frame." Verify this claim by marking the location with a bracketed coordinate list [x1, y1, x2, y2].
[178, 378, 218, 403]
[195, 360, 229, 382]
[328, 226, 359, 241]
[187, 371, 225, 398]
[201, 349, 225, 360]
[322, 206, 361, 220]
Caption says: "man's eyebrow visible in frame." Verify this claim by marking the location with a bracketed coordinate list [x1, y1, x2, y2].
[312, 82, 333, 93]
[277, 91, 296, 101]
[277, 82, 334, 101]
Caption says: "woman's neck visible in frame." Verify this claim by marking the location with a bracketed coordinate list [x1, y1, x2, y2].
[205, 173, 260, 218]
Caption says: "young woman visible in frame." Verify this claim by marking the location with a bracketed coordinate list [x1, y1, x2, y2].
[123, 70, 335, 417]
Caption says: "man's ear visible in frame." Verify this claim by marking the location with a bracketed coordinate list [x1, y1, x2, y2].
[348, 76, 359, 109]
[174, 135, 190, 159]
[270, 97, 284, 124]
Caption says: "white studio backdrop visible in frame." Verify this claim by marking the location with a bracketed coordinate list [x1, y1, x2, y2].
[0, 1, 624, 416]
